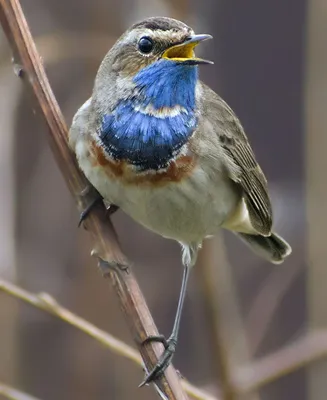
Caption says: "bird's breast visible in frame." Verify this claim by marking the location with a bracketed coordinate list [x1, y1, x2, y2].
[97, 100, 197, 172]
[75, 134, 240, 243]
[89, 138, 198, 187]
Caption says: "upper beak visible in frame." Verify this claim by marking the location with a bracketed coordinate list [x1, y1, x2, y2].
[162, 34, 213, 65]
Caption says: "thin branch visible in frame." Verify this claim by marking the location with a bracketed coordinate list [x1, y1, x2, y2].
[0, 0, 188, 398]
[197, 238, 260, 400]
[0, 278, 141, 364]
[0, 279, 217, 400]
[2, 1, 322, 398]
[4, 276, 327, 399]
[0, 383, 41, 400]
[234, 331, 327, 394]
[196, 239, 238, 400]
[245, 258, 302, 355]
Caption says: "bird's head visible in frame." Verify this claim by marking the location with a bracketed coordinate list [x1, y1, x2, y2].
[92, 17, 213, 171]
[93, 17, 213, 110]
[109, 17, 212, 75]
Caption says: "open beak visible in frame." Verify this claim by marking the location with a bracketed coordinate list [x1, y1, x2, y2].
[162, 34, 213, 65]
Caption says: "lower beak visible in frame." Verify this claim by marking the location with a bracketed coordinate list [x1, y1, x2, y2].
[162, 34, 213, 65]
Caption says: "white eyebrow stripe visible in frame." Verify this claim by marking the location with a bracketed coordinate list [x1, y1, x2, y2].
[133, 103, 188, 118]
[133, 28, 193, 42]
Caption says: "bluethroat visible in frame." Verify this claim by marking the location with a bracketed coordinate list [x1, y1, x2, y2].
[69, 16, 292, 385]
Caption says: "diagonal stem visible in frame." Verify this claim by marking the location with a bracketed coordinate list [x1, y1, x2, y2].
[0, 382, 42, 400]
[0, 278, 218, 400]
[0, 0, 188, 398]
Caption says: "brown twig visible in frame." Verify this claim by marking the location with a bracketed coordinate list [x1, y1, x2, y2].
[3, 275, 327, 399]
[0, 0, 188, 398]
[197, 238, 261, 400]
[0, 383, 41, 400]
[0, 278, 217, 400]
[196, 239, 237, 400]
[234, 331, 327, 393]
[245, 259, 302, 355]
[192, 245, 327, 396]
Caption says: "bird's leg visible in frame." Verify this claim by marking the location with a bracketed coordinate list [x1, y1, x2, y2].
[140, 264, 191, 386]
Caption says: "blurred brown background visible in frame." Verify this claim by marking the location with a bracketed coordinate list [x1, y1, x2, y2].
[0, 0, 325, 399]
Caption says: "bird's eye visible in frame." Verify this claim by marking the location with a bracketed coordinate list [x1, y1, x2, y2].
[138, 37, 154, 54]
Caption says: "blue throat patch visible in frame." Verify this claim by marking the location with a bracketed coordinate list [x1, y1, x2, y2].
[99, 60, 198, 170]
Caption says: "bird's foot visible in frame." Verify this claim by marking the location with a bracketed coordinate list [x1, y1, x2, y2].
[78, 191, 119, 227]
[78, 192, 104, 227]
[139, 334, 177, 387]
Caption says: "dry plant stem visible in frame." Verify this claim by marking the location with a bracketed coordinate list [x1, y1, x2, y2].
[0, 383, 41, 400]
[3, 280, 327, 397]
[197, 240, 237, 400]
[198, 238, 260, 400]
[0, 279, 217, 400]
[0, 0, 188, 398]
[234, 330, 327, 394]
[246, 260, 302, 355]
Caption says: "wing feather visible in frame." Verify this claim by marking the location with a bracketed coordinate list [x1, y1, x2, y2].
[199, 83, 272, 235]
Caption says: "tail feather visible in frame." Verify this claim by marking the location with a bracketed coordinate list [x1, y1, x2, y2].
[237, 232, 292, 264]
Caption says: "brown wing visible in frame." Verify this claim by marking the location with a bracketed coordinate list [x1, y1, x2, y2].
[200, 83, 273, 236]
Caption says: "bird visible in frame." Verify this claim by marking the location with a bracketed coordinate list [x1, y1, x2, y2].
[69, 16, 292, 385]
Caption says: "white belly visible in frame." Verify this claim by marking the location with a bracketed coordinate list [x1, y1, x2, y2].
[76, 139, 240, 244]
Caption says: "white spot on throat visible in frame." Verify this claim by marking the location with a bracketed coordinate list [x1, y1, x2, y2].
[133, 103, 188, 118]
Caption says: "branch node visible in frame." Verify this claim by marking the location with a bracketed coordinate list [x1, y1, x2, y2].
[91, 249, 130, 276]
[38, 292, 58, 309]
